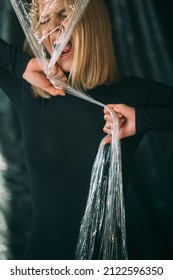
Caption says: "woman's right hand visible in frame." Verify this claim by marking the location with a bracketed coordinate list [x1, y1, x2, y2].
[103, 104, 136, 143]
[22, 58, 68, 96]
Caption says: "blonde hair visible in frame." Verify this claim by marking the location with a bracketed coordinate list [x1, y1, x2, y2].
[24, 0, 119, 97]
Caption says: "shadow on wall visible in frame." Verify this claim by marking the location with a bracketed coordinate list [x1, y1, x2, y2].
[0, 1, 32, 260]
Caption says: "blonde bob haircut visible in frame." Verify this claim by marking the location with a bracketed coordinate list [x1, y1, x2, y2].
[24, 0, 119, 97]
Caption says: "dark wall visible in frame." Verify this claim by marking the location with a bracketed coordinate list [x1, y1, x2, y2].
[106, 0, 173, 259]
[0, 1, 31, 260]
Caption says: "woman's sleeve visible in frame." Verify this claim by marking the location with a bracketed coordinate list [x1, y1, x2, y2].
[0, 37, 31, 78]
[133, 78, 173, 134]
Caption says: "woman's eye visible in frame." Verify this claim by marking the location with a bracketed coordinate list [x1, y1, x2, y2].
[39, 15, 50, 25]
[56, 13, 67, 21]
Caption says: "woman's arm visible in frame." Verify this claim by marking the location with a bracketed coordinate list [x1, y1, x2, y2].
[135, 78, 173, 134]
[0, 38, 66, 96]
[135, 106, 173, 134]
[103, 104, 136, 141]
[103, 78, 173, 141]
[0, 37, 30, 77]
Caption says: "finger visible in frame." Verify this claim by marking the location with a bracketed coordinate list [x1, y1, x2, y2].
[47, 65, 68, 83]
[117, 113, 123, 118]
[54, 72, 68, 82]
[104, 112, 125, 124]
[103, 124, 112, 135]
[48, 75, 68, 91]
[47, 73, 68, 84]
[103, 135, 112, 145]
[104, 114, 113, 122]
[118, 128, 126, 140]
[104, 118, 126, 138]
[104, 108, 124, 120]
[104, 104, 115, 114]
[104, 109, 118, 122]
[118, 117, 126, 128]
[55, 85, 64, 91]
[104, 107, 109, 114]
[30, 58, 44, 72]
[113, 104, 132, 116]
[44, 85, 66, 96]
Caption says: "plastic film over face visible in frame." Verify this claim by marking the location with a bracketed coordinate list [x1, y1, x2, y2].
[10, 0, 128, 259]
[10, 0, 90, 71]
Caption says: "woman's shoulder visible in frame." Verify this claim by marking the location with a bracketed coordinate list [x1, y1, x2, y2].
[117, 75, 173, 89]
[105, 75, 152, 95]
[88, 75, 170, 106]
[115, 75, 151, 87]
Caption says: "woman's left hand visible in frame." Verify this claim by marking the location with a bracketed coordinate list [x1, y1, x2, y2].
[103, 104, 136, 143]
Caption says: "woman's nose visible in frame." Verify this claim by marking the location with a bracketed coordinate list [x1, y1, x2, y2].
[49, 24, 65, 41]
[46, 19, 65, 38]
[49, 16, 60, 30]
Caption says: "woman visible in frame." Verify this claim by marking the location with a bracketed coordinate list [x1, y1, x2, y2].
[0, 0, 173, 259]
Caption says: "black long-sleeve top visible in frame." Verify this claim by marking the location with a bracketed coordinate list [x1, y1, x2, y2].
[0, 37, 173, 260]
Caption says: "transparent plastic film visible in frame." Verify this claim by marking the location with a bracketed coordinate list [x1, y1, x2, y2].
[75, 109, 128, 260]
[10, 0, 96, 101]
[10, 0, 90, 73]
[10, 0, 128, 259]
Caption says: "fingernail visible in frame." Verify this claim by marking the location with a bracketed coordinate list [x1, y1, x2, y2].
[57, 86, 64, 90]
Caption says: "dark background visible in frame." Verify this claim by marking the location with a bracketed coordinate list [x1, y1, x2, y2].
[0, 0, 173, 259]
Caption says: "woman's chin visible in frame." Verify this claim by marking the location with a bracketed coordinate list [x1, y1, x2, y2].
[58, 58, 73, 73]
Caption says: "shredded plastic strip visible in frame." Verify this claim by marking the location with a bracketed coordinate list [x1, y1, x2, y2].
[10, 0, 128, 260]
[75, 111, 127, 260]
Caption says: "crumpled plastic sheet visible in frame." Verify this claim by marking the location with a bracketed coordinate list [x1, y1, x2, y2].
[10, 0, 128, 259]
[75, 112, 127, 260]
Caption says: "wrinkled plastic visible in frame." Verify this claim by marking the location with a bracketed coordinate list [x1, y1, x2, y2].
[10, 0, 128, 259]
[75, 111, 127, 260]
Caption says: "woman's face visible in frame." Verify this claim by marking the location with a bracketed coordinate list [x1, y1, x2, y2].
[38, 0, 74, 73]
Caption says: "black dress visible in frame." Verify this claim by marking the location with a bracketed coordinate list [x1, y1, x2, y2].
[0, 38, 173, 259]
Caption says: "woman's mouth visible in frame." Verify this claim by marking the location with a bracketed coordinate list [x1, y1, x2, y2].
[60, 41, 72, 57]
[52, 40, 72, 58]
